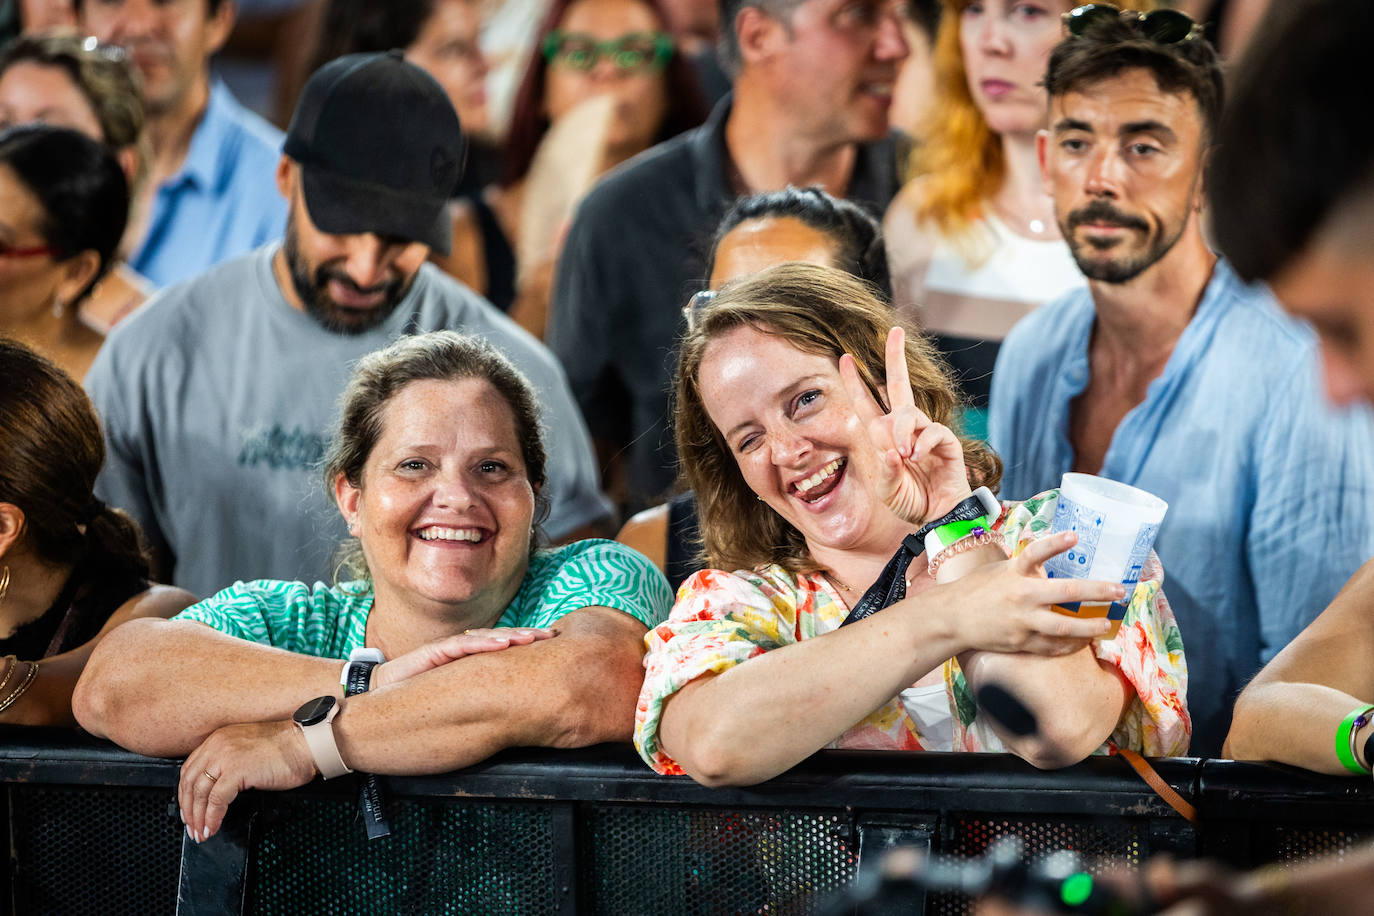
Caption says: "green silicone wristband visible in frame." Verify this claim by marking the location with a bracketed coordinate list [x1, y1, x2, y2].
[929, 516, 991, 552]
[1335, 706, 1374, 775]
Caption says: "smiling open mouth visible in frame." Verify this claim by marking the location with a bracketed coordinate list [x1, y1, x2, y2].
[414, 526, 487, 544]
[792, 458, 846, 503]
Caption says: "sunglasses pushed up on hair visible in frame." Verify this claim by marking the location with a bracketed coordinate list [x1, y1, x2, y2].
[1062, 4, 1204, 44]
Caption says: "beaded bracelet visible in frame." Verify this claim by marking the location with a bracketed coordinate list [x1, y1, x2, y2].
[1335, 704, 1374, 775]
[926, 528, 1002, 578]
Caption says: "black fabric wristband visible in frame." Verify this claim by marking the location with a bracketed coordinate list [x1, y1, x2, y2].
[344, 660, 378, 698]
[343, 659, 390, 840]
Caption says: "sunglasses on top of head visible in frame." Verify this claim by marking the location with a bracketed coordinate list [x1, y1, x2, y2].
[1062, 4, 1203, 44]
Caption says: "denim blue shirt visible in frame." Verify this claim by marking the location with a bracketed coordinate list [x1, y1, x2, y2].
[130, 81, 286, 288]
[988, 258, 1374, 756]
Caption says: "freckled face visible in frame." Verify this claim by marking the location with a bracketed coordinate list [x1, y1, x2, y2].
[337, 377, 535, 619]
[698, 324, 904, 555]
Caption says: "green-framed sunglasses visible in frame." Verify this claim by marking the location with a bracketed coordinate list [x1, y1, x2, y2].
[541, 30, 674, 74]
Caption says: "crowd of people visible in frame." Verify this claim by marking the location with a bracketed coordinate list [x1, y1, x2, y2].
[4, 0, 1374, 907]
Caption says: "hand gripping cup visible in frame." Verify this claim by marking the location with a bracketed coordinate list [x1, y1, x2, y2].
[1044, 473, 1168, 639]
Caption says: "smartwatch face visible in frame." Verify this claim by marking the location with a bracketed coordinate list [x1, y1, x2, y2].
[293, 695, 336, 727]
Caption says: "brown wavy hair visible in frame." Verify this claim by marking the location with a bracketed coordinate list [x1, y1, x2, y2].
[0, 32, 149, 191]
[674, 263, 1002, 575]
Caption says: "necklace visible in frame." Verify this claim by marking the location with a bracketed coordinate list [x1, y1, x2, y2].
[988, 196, 1055, 239]
[823, 571, 852, 593]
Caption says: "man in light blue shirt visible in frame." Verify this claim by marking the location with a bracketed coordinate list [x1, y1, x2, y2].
[987, 16, 1374, 755]
[78, 0, 286, 288]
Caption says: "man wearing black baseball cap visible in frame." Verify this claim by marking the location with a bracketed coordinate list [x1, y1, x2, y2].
[86, 51, 613, 600]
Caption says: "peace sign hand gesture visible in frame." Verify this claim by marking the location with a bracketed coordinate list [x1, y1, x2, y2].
[839, 326, 972, 526]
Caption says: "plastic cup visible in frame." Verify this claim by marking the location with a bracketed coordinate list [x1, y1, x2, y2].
[1044, 473, 1168, 639]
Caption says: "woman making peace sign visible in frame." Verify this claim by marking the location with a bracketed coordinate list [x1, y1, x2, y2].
[634, 264, 1189, 785]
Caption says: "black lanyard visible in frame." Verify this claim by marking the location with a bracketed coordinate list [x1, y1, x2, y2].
[839, 492, 995, 626]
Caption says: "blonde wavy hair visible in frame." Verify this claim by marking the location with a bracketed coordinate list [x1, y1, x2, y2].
[674, 263, 1002, 575]
[911, 0, 1004, 237]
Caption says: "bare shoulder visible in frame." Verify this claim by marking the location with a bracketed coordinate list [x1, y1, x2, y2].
[615, 503, 669, 574]
[111, 585, 198, 626]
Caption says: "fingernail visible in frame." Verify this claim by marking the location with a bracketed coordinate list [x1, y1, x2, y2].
[185, 824, 193, 840]
[179, 808, 185, 824]
[202, 828, 211, 842]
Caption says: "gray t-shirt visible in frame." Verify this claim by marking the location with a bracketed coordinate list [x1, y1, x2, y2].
[86, 244, 612, 599]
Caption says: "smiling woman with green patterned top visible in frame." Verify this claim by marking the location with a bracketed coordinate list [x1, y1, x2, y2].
[74, 330, 671, 841]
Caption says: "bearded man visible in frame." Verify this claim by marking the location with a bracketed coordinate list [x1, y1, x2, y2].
[86, 51, 610, 599]
[985, 12, 1374, 757]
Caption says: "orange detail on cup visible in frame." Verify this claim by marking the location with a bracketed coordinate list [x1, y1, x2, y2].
[1051, 602, 1122, 639]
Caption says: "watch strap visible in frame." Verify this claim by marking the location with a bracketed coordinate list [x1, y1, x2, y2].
[297, 700, 352, 780]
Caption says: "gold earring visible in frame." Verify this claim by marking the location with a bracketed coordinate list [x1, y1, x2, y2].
[0, 565, 9, 603]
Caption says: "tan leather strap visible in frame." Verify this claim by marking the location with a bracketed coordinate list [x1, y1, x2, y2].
[1115, 747, 1199, 825]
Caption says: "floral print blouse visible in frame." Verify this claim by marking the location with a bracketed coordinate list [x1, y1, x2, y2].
[633, 489, 1191, 775]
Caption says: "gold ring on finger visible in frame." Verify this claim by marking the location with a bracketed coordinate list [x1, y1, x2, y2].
[204, 770, 219, 781]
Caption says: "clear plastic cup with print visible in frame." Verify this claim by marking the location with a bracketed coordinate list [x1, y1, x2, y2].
[1044, 473, 1168, 639]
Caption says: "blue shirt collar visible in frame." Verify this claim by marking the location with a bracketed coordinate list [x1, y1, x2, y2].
[174, 80, 238, 193]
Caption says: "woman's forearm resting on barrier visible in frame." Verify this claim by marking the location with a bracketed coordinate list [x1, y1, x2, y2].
[73, 607, 648, 764]
[1225, 559, 1374, 773]
[656, 588, 968, 787]
[656, 538, 1124, 786]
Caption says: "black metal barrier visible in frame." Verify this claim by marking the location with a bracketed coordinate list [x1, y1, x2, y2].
[3, 726, 1373, 915]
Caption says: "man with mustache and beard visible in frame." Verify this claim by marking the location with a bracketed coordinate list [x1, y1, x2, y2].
[985, 12, 1374, 757]
[85, 52, 612, 600]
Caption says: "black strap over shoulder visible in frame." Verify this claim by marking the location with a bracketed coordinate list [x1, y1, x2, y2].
[839, 492, 995, 626]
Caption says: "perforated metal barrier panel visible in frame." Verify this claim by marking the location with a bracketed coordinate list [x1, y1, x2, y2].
[5, 734, 1374, 916]
[584, 805, 858, 915]
[249, 797, 557, 915]
[8, 785, 181, 916]
[928, 814, 1146, 915]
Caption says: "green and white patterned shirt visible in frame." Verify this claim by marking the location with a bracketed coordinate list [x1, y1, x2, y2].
[174, 539, 672, 657]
